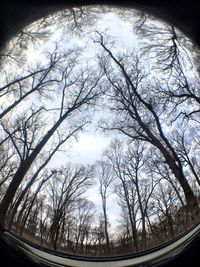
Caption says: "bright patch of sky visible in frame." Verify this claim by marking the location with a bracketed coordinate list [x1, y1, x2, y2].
[69, 132, 110, 164]
[84, 185, 121, 232]
[95, 12, 138, 48]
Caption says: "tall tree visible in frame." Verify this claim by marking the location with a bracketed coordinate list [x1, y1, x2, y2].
[7, 122, 85, 230]
[124, 140, 160, 249]
[95, 32, 200, 221]
[0, 52, 102, 226]
[73, 198, 95, 254]
[97, 160, 114, 253]
[48, 164, 94, 250]
[105, 140, 139, 252]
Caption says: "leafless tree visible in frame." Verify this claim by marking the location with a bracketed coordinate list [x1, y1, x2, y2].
[73, 198, 95, 254]
[96, 160, 115, 253]
[94, 32, 200, 222]
[0, 47, 73, 120]
[0, 143, 18, 191]
[48, 164, 94, 250]
[151, 182, 181, 240]
[0, 15, 51, 67]
[24, 195, 46, 237]
[123, 140, 157, 249]
[90, 214, 108, 255]
[59, 7, 99, 35]
[0, 5, 106, 68]
[104, 140, 140, 251]
[104, 139, 161, 251]
[134, 12, 197, 74]
[147, 147, 185, 207]
[38, 203, 53, 246]
[0, 47, 102, 226]
[6, 120, 86, 230]
[13, 170, 55, 234]
[172, 128, 200, 187]
[134, 13, 200, 121]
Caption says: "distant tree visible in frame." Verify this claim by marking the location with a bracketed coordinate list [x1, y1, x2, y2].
[105, 139, 160, 251]
[105, 140, 139, 251]
[48, 164, 94, 250]
[25, 195, 45, 237]
[91, 214, 107, 255]
[15, 170, 55, 235]
[38, 203, 52, 246]
[96, 160, 115, 254]
[7, 122, 85, 230]
[73, 198, 95, 254]
[151, 182, 181, 239]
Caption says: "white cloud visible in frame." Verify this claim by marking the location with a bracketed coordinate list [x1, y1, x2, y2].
[70, 132, 111, 164]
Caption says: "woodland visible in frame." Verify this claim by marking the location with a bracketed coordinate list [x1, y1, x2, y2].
[0, 6, 199, 256]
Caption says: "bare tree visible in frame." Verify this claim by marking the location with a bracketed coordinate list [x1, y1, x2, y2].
[48, 164, 94, 250]
[59, 7, 99, 35]
[7, 121, 86, 230]
[96, 160, 114, 254]
[172, 128, 200, 187]
[147, 148, 185, 207]
[0, 49, 102, 226]
[134, 13, 200, 121]
[151, 182, 181, 240]
[0, 15, 51, 67]
[94, 32, 200, 222]
[0, 47, 71, 120]
[73, 198, 95, 254]
[105, 140, 139, 252]
[14, 170, 55, 235]
[0, 143, 18, 190]
[91, 214, 107, 255]
[38, 203, 52, 246]
[0, 5, 108, 70]
[124, 141, 161, 249]
[104, 139, 161, 251]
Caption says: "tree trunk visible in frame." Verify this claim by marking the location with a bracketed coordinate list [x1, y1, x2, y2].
[8, 172, 53, 230]
[102, 198, 110, 254]
[0, 108, 72, 226]
[49, 212, 62, 250]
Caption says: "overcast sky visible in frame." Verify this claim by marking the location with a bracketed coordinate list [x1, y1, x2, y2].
[8, 6, 196, 233]
[22, 8, 141, 230]
[23, 9, 138, 166]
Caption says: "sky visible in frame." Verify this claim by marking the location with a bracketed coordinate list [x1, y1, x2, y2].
[7, 6, 188, 233]
[23, 8, 138, 166]
[20, 8, 138, 231]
